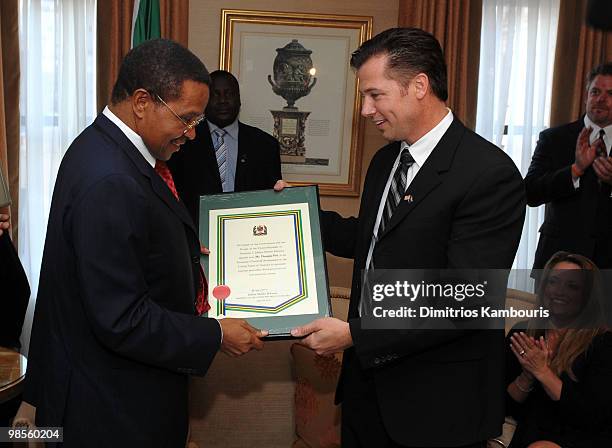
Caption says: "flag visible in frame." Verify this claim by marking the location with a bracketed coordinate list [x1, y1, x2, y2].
[131, 0, 161, 48]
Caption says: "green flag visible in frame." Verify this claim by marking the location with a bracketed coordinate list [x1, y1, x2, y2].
[132, 0, 161, 48]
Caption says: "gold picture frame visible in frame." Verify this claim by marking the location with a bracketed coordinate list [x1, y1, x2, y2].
[219, 9, 372, 196]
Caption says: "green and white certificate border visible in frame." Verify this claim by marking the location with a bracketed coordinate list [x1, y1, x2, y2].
[199, 186, 331, 336]
[216, 209, 308, 315]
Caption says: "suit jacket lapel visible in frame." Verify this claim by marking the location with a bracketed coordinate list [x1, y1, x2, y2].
[361, 144, 400, 243]
[94, 114, 197, 234]
[235, 122, 248, 191]
[378, 118, 465, 239]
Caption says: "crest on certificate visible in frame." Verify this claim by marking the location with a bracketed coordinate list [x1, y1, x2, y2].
[253, 224, 268, 236]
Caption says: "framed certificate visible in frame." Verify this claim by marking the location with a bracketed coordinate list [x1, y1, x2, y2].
[199, 185, 331, 337]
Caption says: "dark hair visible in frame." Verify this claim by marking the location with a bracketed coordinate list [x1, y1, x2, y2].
[111, 39, 210, 104]
[585, 62, 612, 90]
[350, 27, 448, 101]
[210, 70, 240, 90]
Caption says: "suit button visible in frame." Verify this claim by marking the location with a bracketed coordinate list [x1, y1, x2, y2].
[192, 256, 199, 264]
[374, 358, 380, 365]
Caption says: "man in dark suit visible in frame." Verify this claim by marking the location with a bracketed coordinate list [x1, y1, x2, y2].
[0, 213, 30, 427]
[289, 28, 525, 447]
[168, 70, 281, 227]
[23, 39, 266, 447]
[526, 63, 612, 275]
[0, 213, 30, 351]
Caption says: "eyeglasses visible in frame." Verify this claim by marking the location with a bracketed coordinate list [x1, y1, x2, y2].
[154, 93, 205, 135]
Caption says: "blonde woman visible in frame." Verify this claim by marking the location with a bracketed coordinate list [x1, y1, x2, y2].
[505, 252, 612, 448]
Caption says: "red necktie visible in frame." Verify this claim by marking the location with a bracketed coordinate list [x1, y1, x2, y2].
[155, 160, 210, 315]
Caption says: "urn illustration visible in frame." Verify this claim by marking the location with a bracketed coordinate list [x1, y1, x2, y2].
[268, 39, 317, 110]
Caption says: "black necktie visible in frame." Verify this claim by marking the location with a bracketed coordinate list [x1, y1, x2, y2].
[596, 129, 607, 157]
[377, 147, 415, 240]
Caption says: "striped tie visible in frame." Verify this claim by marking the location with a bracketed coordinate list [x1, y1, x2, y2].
[360, 147, 414, 317]
[377, 147, 415, 240]
[213, 129, 228, 191]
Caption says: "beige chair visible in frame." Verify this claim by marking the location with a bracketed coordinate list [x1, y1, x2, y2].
[11, 401, 43, 448]
[488, 288, 536, 448]
[188, 286, 350, 448]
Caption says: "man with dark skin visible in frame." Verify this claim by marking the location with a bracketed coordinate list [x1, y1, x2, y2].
[206, 70, 242, 128]
[22, 40, 266, 447]
[169, 70, 281, 228]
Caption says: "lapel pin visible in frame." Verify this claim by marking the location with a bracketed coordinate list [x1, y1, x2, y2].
[404, 194, 413, 202]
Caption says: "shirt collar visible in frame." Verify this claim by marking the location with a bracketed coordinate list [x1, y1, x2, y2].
[208, 119, 239, 140]
[401, 109, 454, 167]
[584, 115, 612, 143]
[102, 106, 156, 167]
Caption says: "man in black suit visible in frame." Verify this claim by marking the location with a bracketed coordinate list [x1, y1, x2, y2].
[23, 40, 266, 447]
[526, 63, 612, 273]
[0, 213, 30, 351]
[169, 70, 281, 227]
[0, 213, 30, 427]
[289, 28, 525, 447]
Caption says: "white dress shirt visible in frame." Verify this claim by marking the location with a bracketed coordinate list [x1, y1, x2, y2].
[365, 109, 454, 271]
[102, 106, 156, 167]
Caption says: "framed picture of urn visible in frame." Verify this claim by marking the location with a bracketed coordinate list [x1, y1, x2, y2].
[219, 9, 372, 196]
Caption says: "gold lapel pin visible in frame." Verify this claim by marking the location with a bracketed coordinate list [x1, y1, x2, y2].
[404, 194, 413, 202]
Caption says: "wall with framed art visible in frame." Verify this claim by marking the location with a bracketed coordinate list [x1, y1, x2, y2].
[188, 0, 400, 287]
[219, 10, 371, 197]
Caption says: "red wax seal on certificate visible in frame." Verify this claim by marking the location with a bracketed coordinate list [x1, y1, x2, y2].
[212, 285, 231, 301]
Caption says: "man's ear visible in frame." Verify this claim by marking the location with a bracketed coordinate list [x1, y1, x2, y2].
[132, 89, 152, 119]
[412, 73, 429, 100]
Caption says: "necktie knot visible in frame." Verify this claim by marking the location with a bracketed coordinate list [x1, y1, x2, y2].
[399, 148, 415, 168]
[213, 128, 226, 140]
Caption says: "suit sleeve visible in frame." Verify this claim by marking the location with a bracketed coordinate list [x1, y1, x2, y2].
[70, 173, 221, 375]
[320, 210, 359, 259]
[351, 161, 526, 368]
[268, 138, 282, 188]
[524, 130, 577, 207]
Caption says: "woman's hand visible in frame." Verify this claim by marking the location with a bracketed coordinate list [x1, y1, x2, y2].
[510, 332, 552, 380]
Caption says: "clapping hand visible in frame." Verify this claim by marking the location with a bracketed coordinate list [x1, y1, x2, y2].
[510, 332, 552, 380]
[593, 156, 612, 185]
[574, 127, 599, 174]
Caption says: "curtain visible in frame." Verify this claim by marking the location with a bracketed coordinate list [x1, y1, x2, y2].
[19, 0, 97, 353]
[398, 0, 483, 130]
[550, 0, 612, 127]
[96, 0, 188, 112]
[0, 0, 20, 242]
[475, 0, 560, 292]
